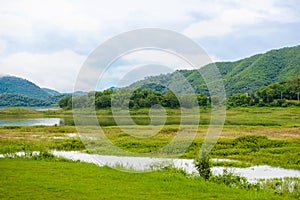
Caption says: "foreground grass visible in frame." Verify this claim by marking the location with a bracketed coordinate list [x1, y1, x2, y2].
[0, 158, 290, 200]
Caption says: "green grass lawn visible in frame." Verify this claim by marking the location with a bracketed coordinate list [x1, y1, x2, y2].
[0, 158, 290, 200]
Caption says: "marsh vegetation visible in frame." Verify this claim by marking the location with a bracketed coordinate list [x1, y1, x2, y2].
[0, 106, 299, 199]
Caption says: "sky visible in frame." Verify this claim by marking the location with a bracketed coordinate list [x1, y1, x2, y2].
[0, 0, 299, 92]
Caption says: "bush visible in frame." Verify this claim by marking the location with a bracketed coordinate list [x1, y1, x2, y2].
[194, 153, 212, 180]
[227, 93, 252, 107]
[32, 151, 55, 160]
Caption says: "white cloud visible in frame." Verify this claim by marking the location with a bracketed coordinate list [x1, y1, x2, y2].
[184, 8, 262, 38]
[0, 12, 33, 40]
[1, 0, 299, 44]
[0, 39, 6, 53]
[0, 0, 299, 91]
[122, 50, 191, 69]
[0, 50, 86, 92]
[239, 0, 300, 23]
[0, 0, 196, 45]
[183, 0, 300, 39]
[121, 49, 218, 69]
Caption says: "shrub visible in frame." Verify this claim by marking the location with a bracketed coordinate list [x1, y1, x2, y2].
[194, 153, 212, 180]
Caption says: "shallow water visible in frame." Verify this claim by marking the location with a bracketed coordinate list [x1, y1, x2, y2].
[52, 151, 300, 182]
[0, 118, 63, 126]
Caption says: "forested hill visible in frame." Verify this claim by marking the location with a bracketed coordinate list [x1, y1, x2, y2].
[0, 76, 68, 107]
[129, 45, 300, 96]
[42, 88, 60, 96]
[0, 76, 50, 99]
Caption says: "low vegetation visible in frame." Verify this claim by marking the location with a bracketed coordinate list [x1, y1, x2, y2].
[0, 123, 299, 169]
[195, 155, 299, 198]
[0, 106, 299, 199]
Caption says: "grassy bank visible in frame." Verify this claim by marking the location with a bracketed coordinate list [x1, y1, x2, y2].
[0, 158, 292, 200]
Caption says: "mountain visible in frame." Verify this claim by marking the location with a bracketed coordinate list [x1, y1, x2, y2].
[42, 88, 60, 95]
[129, 45, 300, 96]
[0, 76, 50, 99]
[0, 76, 71, 107]
[69, 91, 87, 96]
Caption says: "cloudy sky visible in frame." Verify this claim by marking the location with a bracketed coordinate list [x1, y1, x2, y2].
[0, 0, 299, 92]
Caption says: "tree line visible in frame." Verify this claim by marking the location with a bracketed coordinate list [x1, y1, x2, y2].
[59, 74, 300, 109]
[228, 74, 300, 107]
[58, 88, 212, 109]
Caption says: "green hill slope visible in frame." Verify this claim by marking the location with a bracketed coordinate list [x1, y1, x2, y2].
[0, 76, 50, 99]
[0, 76, 70, 107]
[42, 88, 60, 96]
[130, 45, 300, 96]
[0, 93, 50, 107]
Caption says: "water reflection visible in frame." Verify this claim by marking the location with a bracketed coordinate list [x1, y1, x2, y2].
[0, 118, 64, 126]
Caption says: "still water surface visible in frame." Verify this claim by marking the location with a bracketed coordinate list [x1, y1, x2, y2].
[0, 118, 63, 126]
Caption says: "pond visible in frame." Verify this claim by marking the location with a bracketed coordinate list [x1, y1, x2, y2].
[52, 151, 300, 182]
[0, 118, 64, 126]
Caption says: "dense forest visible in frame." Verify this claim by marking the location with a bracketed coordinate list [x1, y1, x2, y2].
[0, 93, 69, 107]
[59, 88, 211, 109]
[223, 74, 300, 107]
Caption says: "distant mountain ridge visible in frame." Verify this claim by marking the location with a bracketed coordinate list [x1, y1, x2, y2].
[130, 45, 300, 96]
[0, 76, 89, 107]
[0, 76, 68, 107]
[0, 76, 50, 99]
[42, 88, 60, 96]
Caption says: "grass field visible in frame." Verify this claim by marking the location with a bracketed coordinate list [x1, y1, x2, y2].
[0, 158, 294, 200]
[0, 106, 299, 199]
